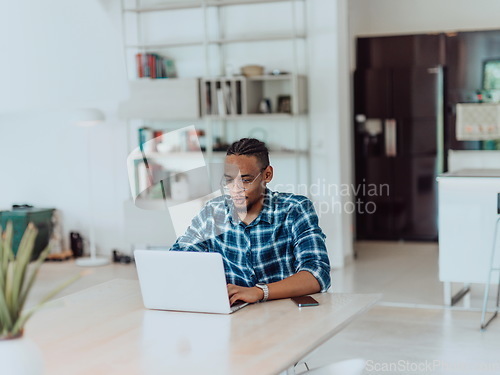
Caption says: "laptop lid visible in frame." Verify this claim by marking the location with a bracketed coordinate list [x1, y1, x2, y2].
[134, 250, 234, 314]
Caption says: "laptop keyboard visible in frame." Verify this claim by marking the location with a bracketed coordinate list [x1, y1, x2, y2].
[230, 301, 249, 313]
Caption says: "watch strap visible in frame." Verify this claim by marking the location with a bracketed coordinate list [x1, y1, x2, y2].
[256, 283, 269, 302]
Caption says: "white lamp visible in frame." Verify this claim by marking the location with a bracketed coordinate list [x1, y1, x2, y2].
[75, 108, 109, 267]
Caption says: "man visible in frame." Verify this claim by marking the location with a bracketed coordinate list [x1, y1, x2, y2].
[170, 138, 331, 305]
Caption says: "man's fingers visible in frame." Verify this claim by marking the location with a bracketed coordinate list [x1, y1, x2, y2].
[230, 294, 239, 306]
[227, 284, 238, 297]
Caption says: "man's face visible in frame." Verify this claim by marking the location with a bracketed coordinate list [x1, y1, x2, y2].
[223, 155, 271, 211]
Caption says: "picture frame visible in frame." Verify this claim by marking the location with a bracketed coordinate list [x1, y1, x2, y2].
[483, 59, 500, 90]
[277, 95, 292, 114]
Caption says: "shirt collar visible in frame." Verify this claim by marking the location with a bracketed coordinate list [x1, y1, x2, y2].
[257, 188, 274, 225]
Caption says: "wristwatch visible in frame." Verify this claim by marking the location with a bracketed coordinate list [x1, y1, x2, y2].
[255, 283, 269, 302]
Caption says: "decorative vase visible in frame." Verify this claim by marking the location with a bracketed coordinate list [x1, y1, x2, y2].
[0, 334, 44, 375]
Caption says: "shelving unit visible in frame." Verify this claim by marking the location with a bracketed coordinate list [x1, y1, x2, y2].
[120, 0, 310, 202]
[125, 34, 305, 50]
[130, 150, 307, 161]
[123, 0, 297, 13]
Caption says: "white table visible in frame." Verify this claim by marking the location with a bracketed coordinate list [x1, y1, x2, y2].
[437, 169, 500, 305]
[27, 279, 379, 375]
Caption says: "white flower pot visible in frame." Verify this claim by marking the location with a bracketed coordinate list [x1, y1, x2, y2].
[0, 335, 44, 375]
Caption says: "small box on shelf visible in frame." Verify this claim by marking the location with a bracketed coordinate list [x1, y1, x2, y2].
[119, 78, 200, 120]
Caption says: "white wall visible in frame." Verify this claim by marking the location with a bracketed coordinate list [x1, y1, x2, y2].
[350, 0, 500, 37]
[308, 0, 353, 268]
[0, 0, 355, 267]
[0, 110, 130, 255]
[0, 0, 129, 256]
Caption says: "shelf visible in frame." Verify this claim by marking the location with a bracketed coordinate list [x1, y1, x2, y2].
[124, 0, 297, 13]
[119, 79, 201, 120]
[125, 34, 305, 50]
[126, 41, 203, 49]
[197, 74, 302, 81]
[209, 151, 307, 158]
[209, 0, 296, 7]
[210, 150, 308, 157]
[247, 74, 294, 81]
[131, 151, 205, 161]
[131, 150, 307, 161]
[209, 34, 305, 45]
[124, 2, 201, 12]
[205, 114, 293, 120]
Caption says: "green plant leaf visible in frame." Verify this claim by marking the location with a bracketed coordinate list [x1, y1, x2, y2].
[0, 284, 13, 331]
[12, 272, 83, 335]
[18, 245, 51, 313]
[1, 222, 14, 278]
[4, 262, 16, 319]
[0, 221, 82, 336]
[11, 224, 37, 313]
[0, 225, 5, 295]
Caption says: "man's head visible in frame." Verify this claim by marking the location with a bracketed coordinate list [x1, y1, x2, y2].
[224, 138, 273, 212]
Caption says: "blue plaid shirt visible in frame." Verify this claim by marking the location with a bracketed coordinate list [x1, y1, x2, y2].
[169, 189, 331, 292]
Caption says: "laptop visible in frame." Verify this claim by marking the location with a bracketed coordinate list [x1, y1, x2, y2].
[134, 250, 249, 314]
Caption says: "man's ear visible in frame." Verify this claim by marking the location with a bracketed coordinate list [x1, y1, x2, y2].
[263, 166, 273, 183]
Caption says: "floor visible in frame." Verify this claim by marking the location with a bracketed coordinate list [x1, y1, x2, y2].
[30, 241, 500, 375]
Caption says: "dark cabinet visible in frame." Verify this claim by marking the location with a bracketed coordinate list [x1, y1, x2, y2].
[354, 65, 442, 241]
[356, 34, 445, 69]
[355, 30, 500, 240]
[0, 208, 55, 258]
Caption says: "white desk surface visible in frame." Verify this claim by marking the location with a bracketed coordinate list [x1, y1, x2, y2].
[27, 279, 379, 375]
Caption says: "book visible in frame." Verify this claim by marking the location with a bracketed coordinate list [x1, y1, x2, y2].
[163, 58, 177, 78]
[230, 81, 237, 115]
[142, 54, 149, 77]
[136, 53, 144, 78]
[156, 54, 163, 78]
[205, 82, 212, 115]
[149, 54, 156, 79]
[222, 82, 232, 115]
[138, 127, 154, 152]
[217, 88, 226, 116]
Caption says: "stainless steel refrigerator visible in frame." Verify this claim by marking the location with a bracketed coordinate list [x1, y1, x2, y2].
[354, 66, 444, 240]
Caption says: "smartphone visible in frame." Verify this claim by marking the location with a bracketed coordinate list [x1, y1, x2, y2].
[291, 295, 319, 307]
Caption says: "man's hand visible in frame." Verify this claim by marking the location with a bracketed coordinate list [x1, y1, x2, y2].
[227, 284, 263, 305]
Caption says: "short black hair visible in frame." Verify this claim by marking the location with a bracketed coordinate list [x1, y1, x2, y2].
[226, 138, 270, 169]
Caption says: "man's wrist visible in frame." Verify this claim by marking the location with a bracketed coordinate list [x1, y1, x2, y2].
[254, 286, 264, 301]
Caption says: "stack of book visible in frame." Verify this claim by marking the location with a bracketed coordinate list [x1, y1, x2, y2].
[204, 80, 242, 116]
[135, 53, 177, 79]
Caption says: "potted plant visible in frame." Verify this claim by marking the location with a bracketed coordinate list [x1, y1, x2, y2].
[0, 222, 83, 374]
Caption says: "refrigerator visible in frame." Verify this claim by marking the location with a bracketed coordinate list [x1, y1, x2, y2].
[354, 66, 444, 241]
